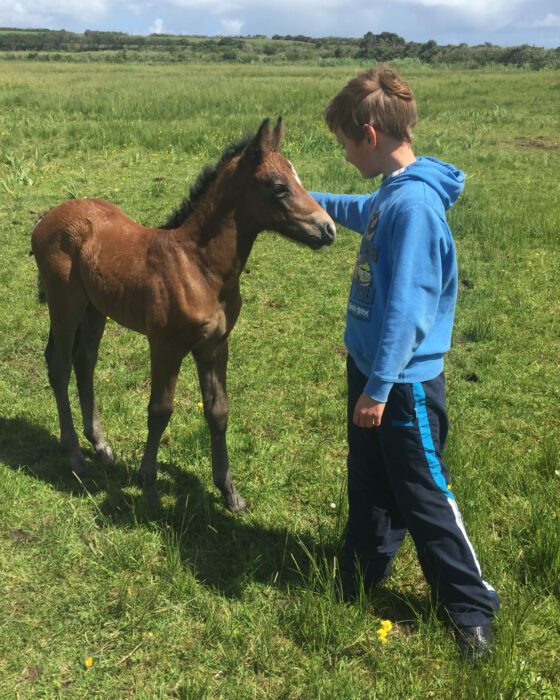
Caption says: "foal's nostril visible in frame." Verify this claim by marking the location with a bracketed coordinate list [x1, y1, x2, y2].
[323, 222, 336, 243]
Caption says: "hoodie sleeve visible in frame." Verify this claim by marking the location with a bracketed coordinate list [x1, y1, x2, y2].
[364, 203, 449, 402]
[309, 192, 375, 235]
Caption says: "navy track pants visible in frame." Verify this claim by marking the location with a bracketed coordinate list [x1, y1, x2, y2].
[343, 355, 500, 627]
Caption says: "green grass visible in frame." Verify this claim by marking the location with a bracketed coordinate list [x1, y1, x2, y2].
[1, 62, 559, 698]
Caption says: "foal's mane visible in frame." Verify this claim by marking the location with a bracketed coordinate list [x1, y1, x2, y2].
[161, 134, 252, 230]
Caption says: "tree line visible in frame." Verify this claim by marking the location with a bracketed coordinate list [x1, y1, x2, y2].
[0, 28, 558, 69]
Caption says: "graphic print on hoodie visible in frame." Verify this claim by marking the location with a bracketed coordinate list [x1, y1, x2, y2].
[350, 208, 380, 314]
[310, 157, 465, 403]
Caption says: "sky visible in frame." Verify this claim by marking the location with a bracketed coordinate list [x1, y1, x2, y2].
[2, 0, 559, 49]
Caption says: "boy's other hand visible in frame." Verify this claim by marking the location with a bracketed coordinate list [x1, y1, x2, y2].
[353, 393, 386, 428]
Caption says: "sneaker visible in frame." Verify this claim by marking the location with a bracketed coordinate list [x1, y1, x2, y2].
[455, 624, 494, 662]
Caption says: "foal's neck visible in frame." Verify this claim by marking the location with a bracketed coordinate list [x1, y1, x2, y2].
[173, 169, 258, 288]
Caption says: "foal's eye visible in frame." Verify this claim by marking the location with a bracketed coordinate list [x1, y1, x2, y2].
[271, 182, 290, 198]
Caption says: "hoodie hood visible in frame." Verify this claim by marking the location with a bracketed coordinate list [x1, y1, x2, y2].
[384, 156, 465, 211]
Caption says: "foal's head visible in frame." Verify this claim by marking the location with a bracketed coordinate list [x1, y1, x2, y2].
[235, 118, 336, 249]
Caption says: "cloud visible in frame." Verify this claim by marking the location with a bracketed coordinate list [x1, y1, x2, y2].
[396, 0, 520, 12]
[149, 17, 164, 33]
[166, 0, 239, 13]
[221, 18, 243, 34]
[1, 0, 109, 28]
[532, 13, 560, 27]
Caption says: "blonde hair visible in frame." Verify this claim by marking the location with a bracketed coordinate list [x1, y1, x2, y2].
[324, 66, 417, 144]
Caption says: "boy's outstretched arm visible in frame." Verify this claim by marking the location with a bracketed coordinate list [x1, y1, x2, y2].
[309, 192, 374, 235]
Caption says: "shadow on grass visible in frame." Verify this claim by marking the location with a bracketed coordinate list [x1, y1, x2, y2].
[0, 415, 429, 625]
[0, 417, 327, 591]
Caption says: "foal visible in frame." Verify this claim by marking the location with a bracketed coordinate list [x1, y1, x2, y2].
[31, 118, 335, 511]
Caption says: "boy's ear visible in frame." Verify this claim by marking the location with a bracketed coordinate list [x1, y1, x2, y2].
[363, 124, 377, 148]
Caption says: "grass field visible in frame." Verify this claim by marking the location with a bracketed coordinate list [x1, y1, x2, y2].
[1, 62, 559, 698]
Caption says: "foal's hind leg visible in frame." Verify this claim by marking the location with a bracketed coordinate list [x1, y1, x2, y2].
[73, 305, 114, 462]
[45, 314, 89, 476]
[193, 340, 247, 514]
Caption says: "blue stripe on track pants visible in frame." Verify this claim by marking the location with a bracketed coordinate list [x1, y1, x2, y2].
[342, 355, 500, 627]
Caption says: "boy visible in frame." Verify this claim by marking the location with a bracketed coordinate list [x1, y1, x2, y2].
[310, 66, 499, 661]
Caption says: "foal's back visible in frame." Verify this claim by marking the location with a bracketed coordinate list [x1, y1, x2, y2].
[32, 198, 213, 341]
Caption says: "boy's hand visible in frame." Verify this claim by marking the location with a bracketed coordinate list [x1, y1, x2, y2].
[353, 392, 386, 428]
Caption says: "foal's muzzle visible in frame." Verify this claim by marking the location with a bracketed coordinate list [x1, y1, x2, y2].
[308, 220, 336, 249]
[321, 221, 336, 245]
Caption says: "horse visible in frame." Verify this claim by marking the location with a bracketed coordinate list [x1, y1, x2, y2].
[31, 118, 336, 512]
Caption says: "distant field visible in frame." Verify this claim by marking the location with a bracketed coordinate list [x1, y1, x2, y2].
[1, 62, 559, 698]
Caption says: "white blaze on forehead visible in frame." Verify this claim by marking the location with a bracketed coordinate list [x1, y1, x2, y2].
[288, 160, 302, 186]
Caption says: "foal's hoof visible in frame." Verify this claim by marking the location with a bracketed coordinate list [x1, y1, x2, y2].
[95, 443, 115, 463]
[70, 454, 90, 480]
[137, 468, 161, 510]
[228, 493, 249, 515]
[143, 485, 162, 511]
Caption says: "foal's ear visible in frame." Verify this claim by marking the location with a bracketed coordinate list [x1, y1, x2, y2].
[271, 117, 285, 151]
[243, 117, 284, 166]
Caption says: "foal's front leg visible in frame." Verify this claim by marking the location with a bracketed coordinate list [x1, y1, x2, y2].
[138, 339, 184, 508]
[193, 340, 247, 514]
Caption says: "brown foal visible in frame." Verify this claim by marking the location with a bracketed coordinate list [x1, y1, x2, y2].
[31, 118, 335, 511]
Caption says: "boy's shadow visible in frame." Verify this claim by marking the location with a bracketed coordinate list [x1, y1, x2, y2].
[0, 415, 427, 623]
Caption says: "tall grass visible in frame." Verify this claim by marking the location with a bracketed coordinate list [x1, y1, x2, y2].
[1, 62, 559, 698]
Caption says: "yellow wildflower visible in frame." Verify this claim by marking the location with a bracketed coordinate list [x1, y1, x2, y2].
[376, 619, 393, 643]
[85, 657, 93, 668]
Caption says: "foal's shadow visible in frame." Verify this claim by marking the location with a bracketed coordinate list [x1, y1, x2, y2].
[0, 415, 132, 498]
[0, 415, 427, 624]
[0, 415, 333, 597]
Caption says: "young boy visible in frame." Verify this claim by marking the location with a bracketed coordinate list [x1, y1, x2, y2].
[310, 66, 499, 661]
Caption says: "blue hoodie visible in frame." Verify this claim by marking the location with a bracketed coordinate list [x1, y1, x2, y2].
[311, 157, 465, 403]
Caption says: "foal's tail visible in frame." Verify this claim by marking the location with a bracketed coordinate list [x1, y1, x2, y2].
[30, 212, 48, 304]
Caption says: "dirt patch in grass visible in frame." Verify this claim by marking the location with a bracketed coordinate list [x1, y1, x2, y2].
[514, 136, 560, 150]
